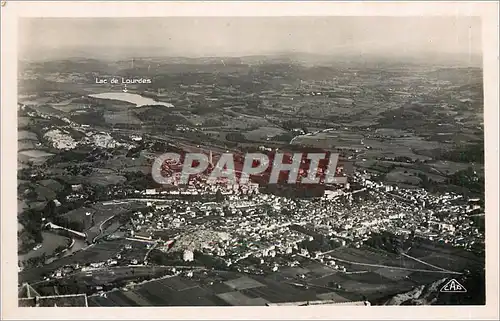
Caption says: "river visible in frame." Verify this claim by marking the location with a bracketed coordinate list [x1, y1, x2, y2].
[89, 92, 174, 108]
[61, 238, 86, 258]
[19, 232, 69, 262]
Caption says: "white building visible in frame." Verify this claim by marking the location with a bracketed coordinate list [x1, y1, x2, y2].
[183, 250, 194, 262]
[144, 189, 157, 195]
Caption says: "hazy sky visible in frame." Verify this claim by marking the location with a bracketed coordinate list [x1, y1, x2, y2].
[19, 17, 482, 58]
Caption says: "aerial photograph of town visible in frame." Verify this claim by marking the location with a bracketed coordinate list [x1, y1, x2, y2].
[16, 16, 485, 307]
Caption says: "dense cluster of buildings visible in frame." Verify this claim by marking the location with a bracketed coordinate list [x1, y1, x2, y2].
[104, 163, 485, 275]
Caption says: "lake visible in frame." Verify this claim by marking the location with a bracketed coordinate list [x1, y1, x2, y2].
[89, 92, 174, 108]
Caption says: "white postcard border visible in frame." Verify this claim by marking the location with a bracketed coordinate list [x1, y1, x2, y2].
[2, 1, 498, 320]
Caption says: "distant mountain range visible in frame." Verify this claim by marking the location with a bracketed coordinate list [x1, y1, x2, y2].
[20, 46, 482, 68]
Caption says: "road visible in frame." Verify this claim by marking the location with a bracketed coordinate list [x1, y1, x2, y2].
[45, 222, 86, 238]
[143, 242, 158, 262]
[322, 254, 462, 275]
[299, 252, 462, 275]
[400, 253, 460, 274]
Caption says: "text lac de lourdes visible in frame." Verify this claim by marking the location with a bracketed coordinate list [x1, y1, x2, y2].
[95, 77, 152, 84]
